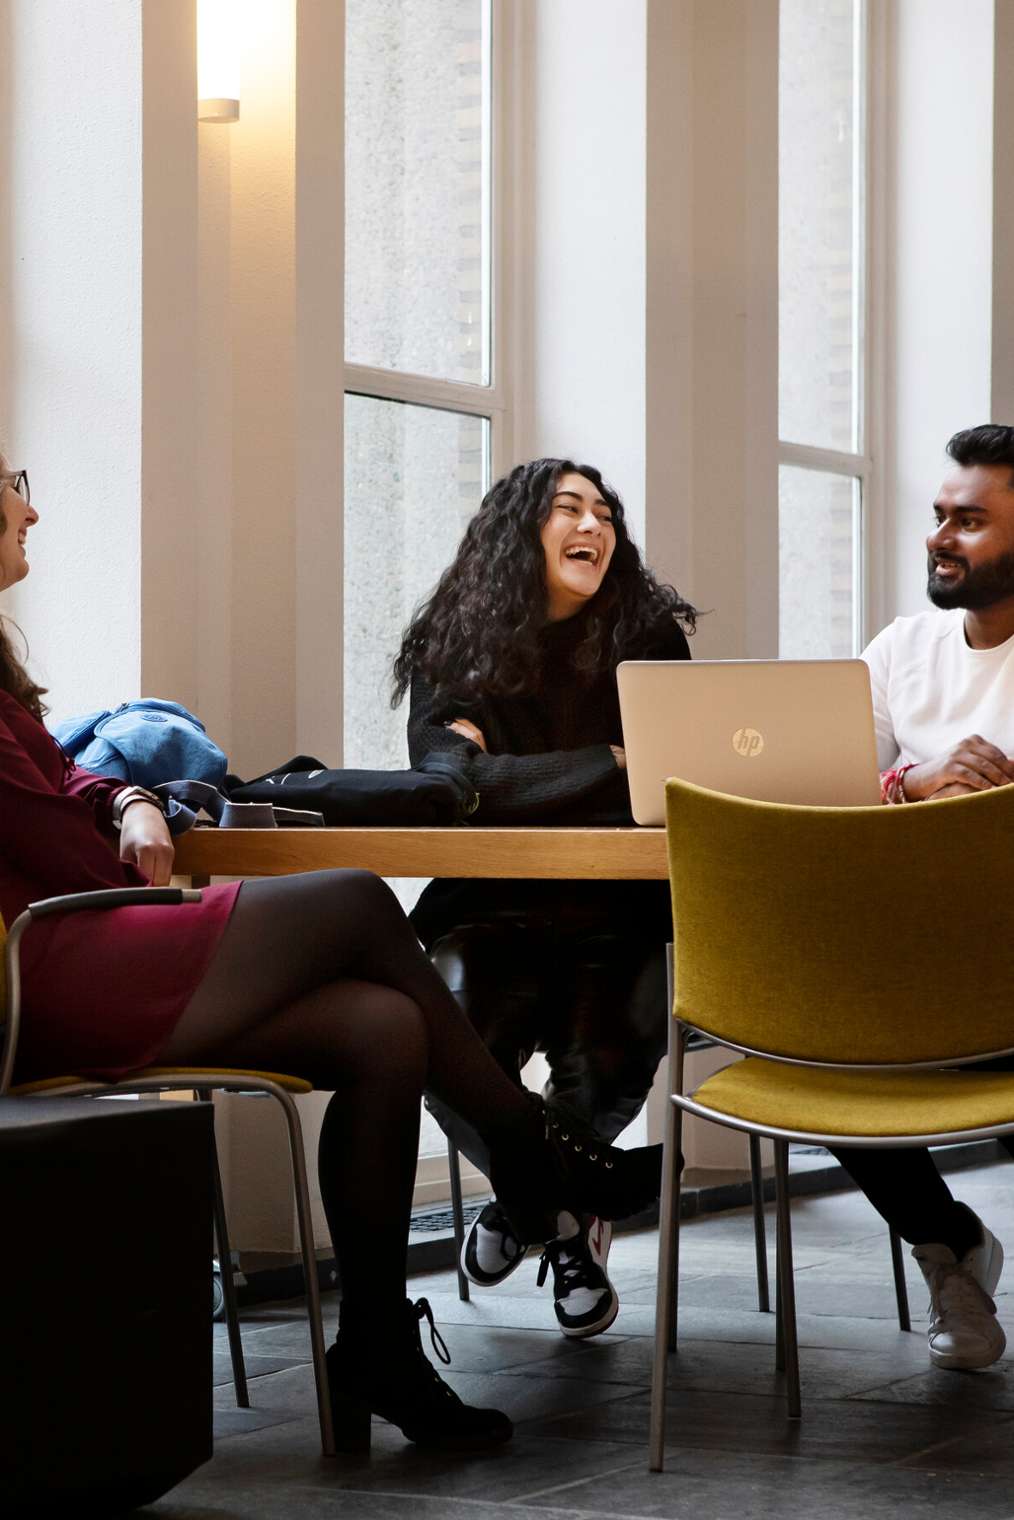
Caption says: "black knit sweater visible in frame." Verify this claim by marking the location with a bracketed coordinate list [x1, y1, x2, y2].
[407, 610, 691, 946]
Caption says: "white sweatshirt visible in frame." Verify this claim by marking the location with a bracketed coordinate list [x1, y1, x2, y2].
[862, 608, 1014, 771]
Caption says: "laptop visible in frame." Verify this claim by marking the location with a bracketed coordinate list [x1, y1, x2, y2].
[617, 659, 881, 824]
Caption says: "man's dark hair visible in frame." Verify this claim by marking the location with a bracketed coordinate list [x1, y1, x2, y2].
[946, 424, 1014, 485]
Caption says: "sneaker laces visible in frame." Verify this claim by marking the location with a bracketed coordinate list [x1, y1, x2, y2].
[484, 1207, 523, 1261]
[923, 1262, 997, 1325]
[536, 1236, 607, 1295]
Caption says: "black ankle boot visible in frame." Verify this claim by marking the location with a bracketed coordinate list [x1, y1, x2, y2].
[327, 1297, 513, 1453]
[489, 1094, 667, 1244]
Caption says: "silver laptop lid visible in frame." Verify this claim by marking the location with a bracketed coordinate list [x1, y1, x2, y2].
[617, 659, 881, 824]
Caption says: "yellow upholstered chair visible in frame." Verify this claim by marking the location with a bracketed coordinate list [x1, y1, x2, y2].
[649, 778, 1014, 1471]
[0, 888, 335, 1457]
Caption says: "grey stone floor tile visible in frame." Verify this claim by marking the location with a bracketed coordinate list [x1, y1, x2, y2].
[213, 1351, 308, 1387]
[143, 1159, 1014, 1519]
[212, 1406, 303, 1440]
[151, 1494, 607, 1520]
[616, 1302, 928, 1354]
[530, 1386, 994, 1462]
[505, 1333, 928, 1403]
[170, 1415, 649, 1505]
[212, 1358, 643, 1426]
[849, 1361, 1014, 1412]
[522, 1450, 1014, 1519]
[896, 1412, 1014, 1472]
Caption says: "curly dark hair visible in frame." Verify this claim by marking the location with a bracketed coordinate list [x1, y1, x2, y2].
[392, 457, 696, 707]
[0, 456, 47, 720]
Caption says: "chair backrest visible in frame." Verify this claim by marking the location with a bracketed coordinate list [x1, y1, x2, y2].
[664, 776, 1014, 1066]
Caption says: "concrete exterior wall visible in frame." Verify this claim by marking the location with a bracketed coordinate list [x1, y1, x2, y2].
[885, 0, 994, 620]
[526, 0, 648, 544]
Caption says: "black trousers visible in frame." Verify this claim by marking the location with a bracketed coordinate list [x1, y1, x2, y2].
[424, 916, 668, 1179]
[830, 1055, 1014, 1250]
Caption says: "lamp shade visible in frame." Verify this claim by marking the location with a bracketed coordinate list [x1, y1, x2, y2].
[198, 0, 240, 122]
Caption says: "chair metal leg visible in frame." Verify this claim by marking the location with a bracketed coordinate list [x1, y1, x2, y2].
[447, 1135, 471, 1303]
[774, 1251, 785, 1370]
[649, 1096, 683, 1473]
[749, 1134, 771, 1314]
[273, 1089, 336, 1458]
[889, 1226, 912, 1332]
[773, 1139, 801, 1419]
[196, 1089, 248, 1408]
[667, 1106, 685, 1355]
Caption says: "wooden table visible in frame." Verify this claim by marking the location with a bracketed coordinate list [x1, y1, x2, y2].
[173, 825, 669, 883]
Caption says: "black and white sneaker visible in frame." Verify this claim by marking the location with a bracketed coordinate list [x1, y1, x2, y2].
[537, 1214, 618, 1338]
[461, 1201, 528, 1287]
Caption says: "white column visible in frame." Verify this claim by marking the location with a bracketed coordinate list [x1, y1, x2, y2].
[0, 0, 144, 716]
[884, 0, 993, 621]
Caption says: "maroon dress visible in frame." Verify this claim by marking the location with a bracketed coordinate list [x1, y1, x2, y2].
[0, 691, 240, 1081]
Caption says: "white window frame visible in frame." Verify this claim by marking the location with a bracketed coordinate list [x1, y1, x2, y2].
[777, 0, 883, 655]
[343, 0, 513, 476]
[343, 0, 514, 1209]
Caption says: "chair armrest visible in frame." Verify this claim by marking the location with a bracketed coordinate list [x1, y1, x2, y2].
[28, 886, 202, 918]
[1, 886, 203, 1095]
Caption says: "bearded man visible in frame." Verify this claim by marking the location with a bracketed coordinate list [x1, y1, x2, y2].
[830, 423, 1014, 1373]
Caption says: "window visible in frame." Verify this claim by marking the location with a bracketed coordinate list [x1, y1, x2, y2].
[778, 0, 868, 658]
[344, 0, 506, 775]
[344, 0, 509, 1196]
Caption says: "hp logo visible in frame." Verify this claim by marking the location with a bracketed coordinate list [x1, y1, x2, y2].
[732, 727, 764, 758]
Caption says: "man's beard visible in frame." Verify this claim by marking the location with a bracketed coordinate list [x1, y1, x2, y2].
[927, 549, 1014, 609]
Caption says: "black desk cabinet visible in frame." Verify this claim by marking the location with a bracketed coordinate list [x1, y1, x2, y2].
[0, 1095, 214, 1515]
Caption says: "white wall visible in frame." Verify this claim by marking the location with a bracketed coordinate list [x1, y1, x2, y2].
[0, 0, 144, 719]
[885, 0, 994, 620]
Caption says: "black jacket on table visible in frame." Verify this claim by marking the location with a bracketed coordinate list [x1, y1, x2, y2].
[407, 608, 691, 948]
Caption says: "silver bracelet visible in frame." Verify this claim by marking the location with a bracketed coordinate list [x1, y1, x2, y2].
[111, 786, 165, 831]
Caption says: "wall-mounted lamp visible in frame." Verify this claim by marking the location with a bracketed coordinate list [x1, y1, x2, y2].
[198, 0, 240, 123]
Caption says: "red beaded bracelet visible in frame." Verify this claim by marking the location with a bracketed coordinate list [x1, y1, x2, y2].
[879, 763, 916, 805]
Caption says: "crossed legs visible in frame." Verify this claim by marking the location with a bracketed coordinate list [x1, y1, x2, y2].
[161, 870, 543, 1313]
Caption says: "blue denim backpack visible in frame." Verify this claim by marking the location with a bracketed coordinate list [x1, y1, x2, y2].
[51, 699, 228, 789]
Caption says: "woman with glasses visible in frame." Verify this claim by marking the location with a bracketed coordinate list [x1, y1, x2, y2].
[0, 454, 661, 1454]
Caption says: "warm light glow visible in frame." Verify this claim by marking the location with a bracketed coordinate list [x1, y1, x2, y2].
[198, 0, 240, 122]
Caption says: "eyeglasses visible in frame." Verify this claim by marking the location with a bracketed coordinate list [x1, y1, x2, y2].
[5, 470, 29, 505]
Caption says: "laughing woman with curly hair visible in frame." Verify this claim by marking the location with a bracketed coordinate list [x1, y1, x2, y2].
[394, 458, 696, 1338]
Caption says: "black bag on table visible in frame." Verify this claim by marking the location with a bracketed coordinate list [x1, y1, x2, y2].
[225, 751, 479, 826]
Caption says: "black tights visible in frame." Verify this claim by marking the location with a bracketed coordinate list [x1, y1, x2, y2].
[160, 871, 540, 1316]
[831, 1139, 1014, 1256]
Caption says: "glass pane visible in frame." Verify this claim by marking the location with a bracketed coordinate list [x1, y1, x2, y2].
[345, 0, 491, 385]
[779, 465, 859, 659]
[343, 394, 489, 772]
[344, 394, 488, 1165]
[779, 0, 861, 452]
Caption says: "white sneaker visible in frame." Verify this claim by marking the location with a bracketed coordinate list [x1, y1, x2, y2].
[537, 1213, 618, 1338]
[461, 1201, 528, 1288]
[913, 1218, 1006, 1371]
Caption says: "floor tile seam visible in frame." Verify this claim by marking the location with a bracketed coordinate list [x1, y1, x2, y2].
[304, 1487, 634, 1518]
[892, 1417, 1014, 1469]
[509, 1457, 648, 1504]
[209, 1414, 313, 1445]
[511, 1388, 650, 1426]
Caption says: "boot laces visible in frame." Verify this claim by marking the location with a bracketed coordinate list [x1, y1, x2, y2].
[413, 1296, 452, 1366]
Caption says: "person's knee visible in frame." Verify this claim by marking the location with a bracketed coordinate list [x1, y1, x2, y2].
[342, 984, 427, 1073]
